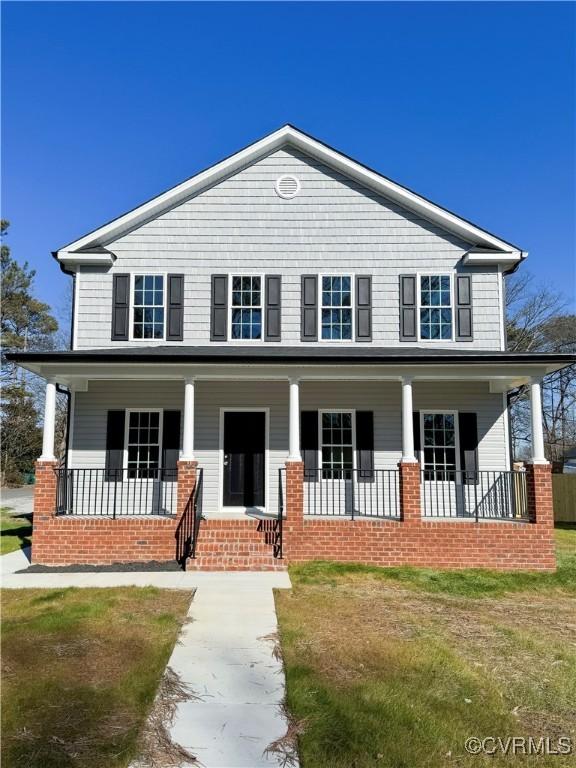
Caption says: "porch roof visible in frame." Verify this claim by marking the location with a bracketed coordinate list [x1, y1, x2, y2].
[7, 347, 573, 393]
[7, 345, 574, 368]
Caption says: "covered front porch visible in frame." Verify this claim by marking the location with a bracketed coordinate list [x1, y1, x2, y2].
[38, 358, 552, 522]
[11, 347, 565, 569]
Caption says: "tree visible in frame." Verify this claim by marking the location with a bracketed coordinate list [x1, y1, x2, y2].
[1, 222, 59, 483]
[1, 220, 58, 381]
[1, 383, 43, 484]
[506, 271, 576, 465]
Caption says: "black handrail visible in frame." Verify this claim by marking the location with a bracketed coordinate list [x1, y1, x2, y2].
[276, 468, 284, 559]
[191, 468, 204, 559]
[175, 468, 203, 570]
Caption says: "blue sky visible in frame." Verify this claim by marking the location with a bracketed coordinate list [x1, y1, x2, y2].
[2, 1, 575, 319]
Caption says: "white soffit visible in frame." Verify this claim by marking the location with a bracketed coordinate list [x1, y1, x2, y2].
[55, 125, 526, 263]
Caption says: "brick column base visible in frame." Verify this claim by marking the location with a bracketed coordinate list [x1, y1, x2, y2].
[32, 460, 59, 564]
[398, 461, 421, 524]
[33, 460, 59, 520]
[526, 463, 553, 527]
[176, 460, 198, 519]
[283, 461, 304, 557]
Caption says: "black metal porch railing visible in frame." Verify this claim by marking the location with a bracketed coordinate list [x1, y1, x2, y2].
[420, 469, 529, 521]
[176, 468, 204, 569]
[304, 468, 400, 519]
[55, 467, 177, 517]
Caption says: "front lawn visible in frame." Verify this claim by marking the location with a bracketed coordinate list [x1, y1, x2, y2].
[1, 587, 192, 768]
[276, 527, 576, 767]
[1, 506, 32, 555]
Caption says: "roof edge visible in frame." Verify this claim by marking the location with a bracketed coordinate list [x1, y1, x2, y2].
[55, 125, 525, 261]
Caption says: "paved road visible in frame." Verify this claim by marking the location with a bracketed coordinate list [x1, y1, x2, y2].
[1, 486, 34, 516]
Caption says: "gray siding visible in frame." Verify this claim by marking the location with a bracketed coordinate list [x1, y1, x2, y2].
[75, 148, 503, 350]
[71, 379, 508, 513]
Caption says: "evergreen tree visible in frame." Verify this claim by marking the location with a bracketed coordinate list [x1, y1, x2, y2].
[1, 220, 58, 381]
[1, 222, 59, 483]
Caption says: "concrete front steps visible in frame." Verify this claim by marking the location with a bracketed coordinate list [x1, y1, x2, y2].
[186, 517, 287, 571]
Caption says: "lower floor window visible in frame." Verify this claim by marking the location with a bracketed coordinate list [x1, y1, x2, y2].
[127, 411, 161, 478]
[421, 412, 457, 480]
[321, 411, 353, 478]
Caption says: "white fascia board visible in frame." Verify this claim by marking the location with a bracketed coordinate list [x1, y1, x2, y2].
[55, 125, 524, 260]
[58, 251, 114, 271]
[18, 360, 563, 385]
[463, 251, 524, 269]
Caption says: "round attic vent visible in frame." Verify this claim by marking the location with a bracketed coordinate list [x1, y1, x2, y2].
[275, 175, 300, 199]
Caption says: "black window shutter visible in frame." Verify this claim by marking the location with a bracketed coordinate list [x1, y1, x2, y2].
[105, 410, 125, 481]
[211, 275, 228, 341]
[301, 410, 319, 481]
[166, 275, 184, 341]
[356, 411, 374, 482]
[413, 412, 421, 460]
[301, 275, 318, 341]
[355, 276, 372, 341]
[400, 275, 417, 341]
[111, 274, 130, 341]
[264, 275, 281, 342]
[459, 412, 478, 484]
[455, 275, 473, 341]
[162, 410, 181, 479]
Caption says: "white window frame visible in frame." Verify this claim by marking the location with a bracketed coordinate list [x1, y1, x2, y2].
[418, 410, 461, 476]
[318, 409, 357, 475]
[416, 272, 454, 343]
[123, 408, 164, 476]
[228, 273, 265, 343]
[318, 274, 355, 343]
[129, 273, 167, 342]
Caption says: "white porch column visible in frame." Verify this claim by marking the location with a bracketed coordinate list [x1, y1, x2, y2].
[401, 377, 417, 463]
[39, 379, 57, 461]
[181, 378, 196, 460]
[530, 377, 548, 464]
[287, 378, 302, 462]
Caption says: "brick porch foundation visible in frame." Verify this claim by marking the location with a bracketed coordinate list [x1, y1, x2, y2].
[31, 460, 556, 571]
[283, 460, 556, 572]
[31, 459, 198, 566]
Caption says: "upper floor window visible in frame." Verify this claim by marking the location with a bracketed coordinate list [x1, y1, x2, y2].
[133, 275, 164, 339]
[419, 275, 452, 340]
[321, 275, 352, 340]
[231, 276, 262, 340]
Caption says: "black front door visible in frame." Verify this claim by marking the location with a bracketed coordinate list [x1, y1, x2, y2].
[223, 411, 265, 507]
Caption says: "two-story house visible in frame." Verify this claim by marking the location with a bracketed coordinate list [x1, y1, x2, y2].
[10, 125, 572, 571]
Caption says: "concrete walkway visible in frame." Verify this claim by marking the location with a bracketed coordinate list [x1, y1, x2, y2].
[166, 574, 295, 767]
[2, 547, 295, 767]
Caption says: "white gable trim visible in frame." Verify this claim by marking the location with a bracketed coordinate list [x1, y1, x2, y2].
[55, 125, 526, 265]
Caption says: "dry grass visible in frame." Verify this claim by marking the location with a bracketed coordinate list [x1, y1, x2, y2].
[276, 527, 576, 767]
[1, 587, 192, 768]
[134, 666, 199, 768]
